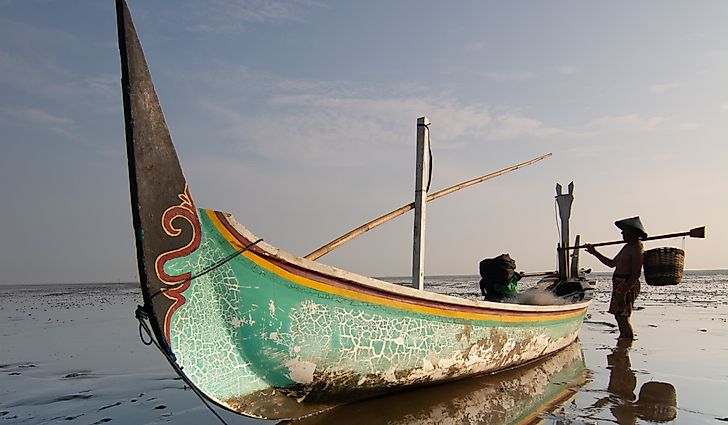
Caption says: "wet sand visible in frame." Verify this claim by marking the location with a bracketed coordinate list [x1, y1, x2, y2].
[1, 272, 726, 424]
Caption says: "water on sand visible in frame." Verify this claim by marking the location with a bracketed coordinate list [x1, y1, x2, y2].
[1, 271, 726, 424]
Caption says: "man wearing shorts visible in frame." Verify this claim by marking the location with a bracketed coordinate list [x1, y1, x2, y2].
[585, 217, 647, 339]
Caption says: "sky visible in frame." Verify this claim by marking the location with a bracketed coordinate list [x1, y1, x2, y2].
[1, 0, 726, 284]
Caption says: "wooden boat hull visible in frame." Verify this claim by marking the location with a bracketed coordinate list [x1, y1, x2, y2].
[156, 208, 589, 418]
[115, 0, 590, 419]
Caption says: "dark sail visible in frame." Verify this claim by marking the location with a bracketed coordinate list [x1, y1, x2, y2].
[116, 0, 201, 350]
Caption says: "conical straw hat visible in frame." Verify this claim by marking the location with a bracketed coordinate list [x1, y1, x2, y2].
[614, 216, 648, 238]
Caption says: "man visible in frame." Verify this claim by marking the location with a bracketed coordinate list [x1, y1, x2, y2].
[585, 217, 647, 339]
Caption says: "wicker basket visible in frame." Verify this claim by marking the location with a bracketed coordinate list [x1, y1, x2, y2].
[643, 247, 685, 286]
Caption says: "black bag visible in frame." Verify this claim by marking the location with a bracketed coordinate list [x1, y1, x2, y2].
[479, 254, 519, 299]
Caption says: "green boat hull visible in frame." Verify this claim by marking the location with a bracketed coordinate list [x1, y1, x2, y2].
[158, 209, 588, 418]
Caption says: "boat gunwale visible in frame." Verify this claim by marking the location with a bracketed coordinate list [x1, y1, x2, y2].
[211, 210, 591, 315]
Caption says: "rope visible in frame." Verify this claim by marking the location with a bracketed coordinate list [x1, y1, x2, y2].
[137, 312, 154, 346]
[418, 121, 433, 192]
[149, 239, 263, 301]
[426, 124, 433, 192]
[427, 129, 433, 193]
[135, 305, 229, 424]
[554, 200, 561, 242]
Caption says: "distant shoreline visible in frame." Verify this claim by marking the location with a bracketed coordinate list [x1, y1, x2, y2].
[3, 269, 726, 287]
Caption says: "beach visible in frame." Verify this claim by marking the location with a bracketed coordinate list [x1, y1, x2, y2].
[1, 271, 726, 424]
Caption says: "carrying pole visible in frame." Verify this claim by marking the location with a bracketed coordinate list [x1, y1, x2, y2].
[304, 152, 553, 261]
[562, 226, 706, 250]
[412, 117, 430, 290]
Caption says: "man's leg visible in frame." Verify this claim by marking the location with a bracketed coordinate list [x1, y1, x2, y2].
[615, 315, 634, 339]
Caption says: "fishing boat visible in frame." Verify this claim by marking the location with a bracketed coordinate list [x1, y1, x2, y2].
[116, 0, 591, 420]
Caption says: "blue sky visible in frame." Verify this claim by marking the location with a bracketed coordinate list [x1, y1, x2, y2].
[1, 0, 726, 284]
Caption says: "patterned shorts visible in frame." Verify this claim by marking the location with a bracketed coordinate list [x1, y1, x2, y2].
[608, 279, 640, 317]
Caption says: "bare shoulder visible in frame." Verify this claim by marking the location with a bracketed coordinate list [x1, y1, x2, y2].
[621, 241, 643, 258]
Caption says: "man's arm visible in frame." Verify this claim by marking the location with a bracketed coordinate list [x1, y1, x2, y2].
[585, 244, 615, 268]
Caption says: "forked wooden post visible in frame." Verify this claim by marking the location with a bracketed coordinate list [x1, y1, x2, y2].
[412, 117, 430, 290]
[555, 182, 574, 281]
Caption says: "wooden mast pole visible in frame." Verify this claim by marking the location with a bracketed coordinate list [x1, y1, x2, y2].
[412, 117, 430, 290]
[304, 152, 553, 261]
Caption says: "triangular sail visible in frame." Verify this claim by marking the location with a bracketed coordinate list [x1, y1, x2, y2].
[116, 0, 201, 349]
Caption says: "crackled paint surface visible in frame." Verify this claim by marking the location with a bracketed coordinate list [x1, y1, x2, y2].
[163, 209, 586, 412]
[164, 213, 267, 399]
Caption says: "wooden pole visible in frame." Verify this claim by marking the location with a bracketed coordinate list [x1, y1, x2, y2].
[304, 152, 553, 261]
[562, 226, 706, 250]
[424, 152, 552, 203]
[570, 234, 581, 278]
[519, 270, 558, 277]
[412, 117, 430, 290]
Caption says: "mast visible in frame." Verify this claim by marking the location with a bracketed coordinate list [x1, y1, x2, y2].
[412, 117, 430, 290]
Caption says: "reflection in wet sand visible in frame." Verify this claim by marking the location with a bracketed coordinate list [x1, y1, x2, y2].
[285, 341, 586, 425]
[592, 339, 678, 424]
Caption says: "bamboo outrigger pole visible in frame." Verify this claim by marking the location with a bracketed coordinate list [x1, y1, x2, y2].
[561, 226, 706, 251]
[304, 152, 553, 261]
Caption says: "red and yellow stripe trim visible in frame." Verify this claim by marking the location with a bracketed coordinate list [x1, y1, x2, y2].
[206, 209, 586, 324]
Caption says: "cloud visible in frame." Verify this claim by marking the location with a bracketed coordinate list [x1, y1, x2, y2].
[0, 50, 65, 97]
[0, 17, 94, 98]
[193, 65, 253, 90]
[85, 74, 119, 99]
[478, 70, 535, 82]
[586, 114, 667, 133]
[706, 49, 728, 59]
[486, 115, 561, 140]
[0, 48, 117, 101]
[0, 17, 77, 48]
[464, 41, 486, 51]
[556, 65, 579, 75]
[4, 108, 77, 138]
[721, 102, 728, 112]
[649, 82, 681, 94]
[564, 144, 613, 159]
[201, 87, 562, 166]
[685, 32, 707, 40]
[184, 0, 323, 32]
[678, 122, 701, 131]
